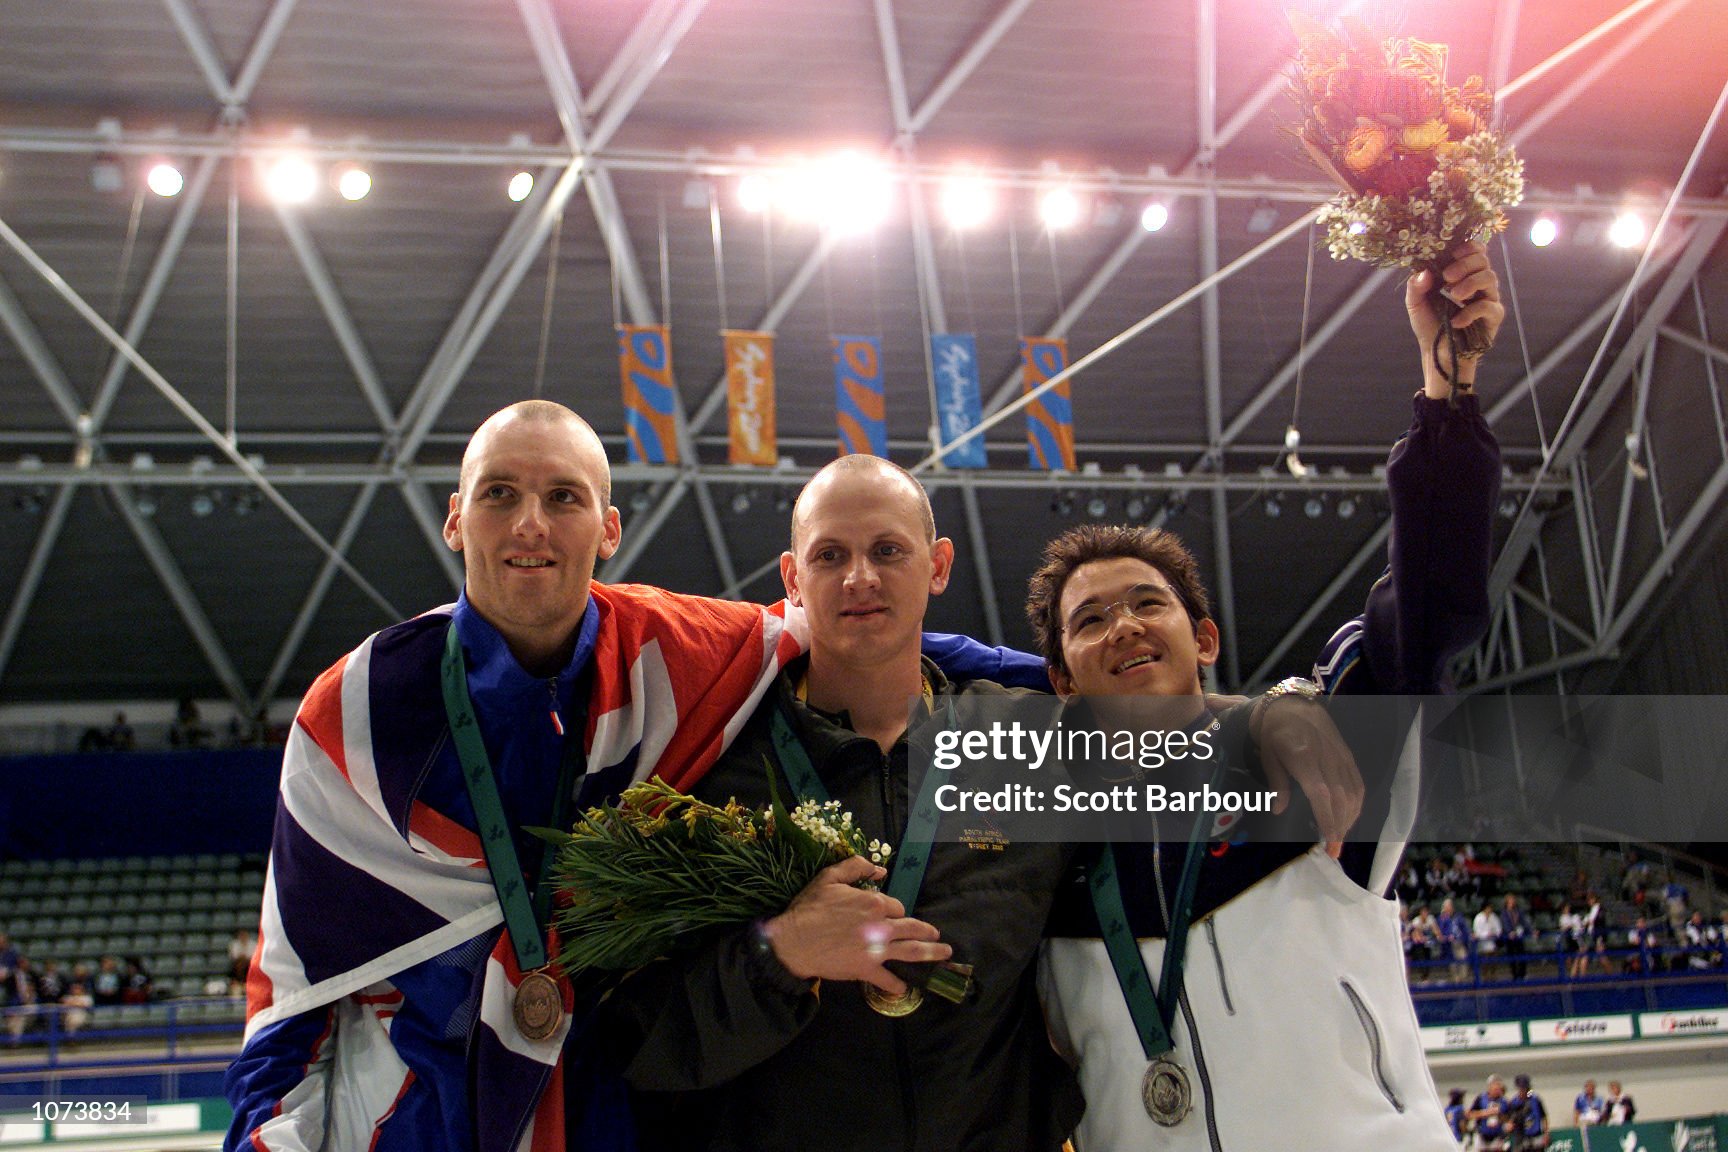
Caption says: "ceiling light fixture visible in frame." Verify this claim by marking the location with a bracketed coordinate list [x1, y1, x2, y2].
[1040, 187, 1082, 231]
[1336, 494, 1358, 519]
[264, 156, 318, 204]
[507, 171, 535, 203]
[146, 162, 184, 198]
[1303, 494, 1326, 519]
[336, 166, 372, 202]
[1529, 215, 1558, 247]
[1608, 211, 1647, 249]
[737, 172, 772, 214]
[940, 171, 993, 230]
[1139, 201, 1170, 233]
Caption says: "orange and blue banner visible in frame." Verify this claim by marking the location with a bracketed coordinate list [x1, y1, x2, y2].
[1021, 337, 1077, 471]
[931, 333, 986, 469]
[833, 335, 887, 457]
[618, 324, 680, 465]
[723, 330, 778, 466]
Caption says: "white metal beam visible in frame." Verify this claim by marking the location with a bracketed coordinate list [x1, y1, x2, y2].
[0, 269, 85, 428]
[0, 485, 75, 686]
[272, 205, 395, 430]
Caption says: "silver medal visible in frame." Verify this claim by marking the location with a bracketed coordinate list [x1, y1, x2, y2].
[1142, 1056, 1192, 1126]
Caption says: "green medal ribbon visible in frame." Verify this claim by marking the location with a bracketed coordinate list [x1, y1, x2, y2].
[768, 700, 943, 914]
[1087, 736, 1227, 1060]
[440, 623, 587, 973]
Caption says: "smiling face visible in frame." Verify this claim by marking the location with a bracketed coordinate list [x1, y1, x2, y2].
[1050, 555, 1218, 698]
[443, 407, 620, 673]
[781, 461, 952, 677]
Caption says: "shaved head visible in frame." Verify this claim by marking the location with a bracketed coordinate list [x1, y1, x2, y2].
[791, 455, 934, 549]
[461, 401, 611, 505]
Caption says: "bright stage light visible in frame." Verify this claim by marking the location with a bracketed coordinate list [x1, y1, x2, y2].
[337, 166, 372, 201]
[941, 172, 993, 230]
[737, 172, 772, 214]
[1529, 215, 1558, 247]
[821, 152, 892, 233]
[1140, 201, 1169, 232]
[507, 171, 535, 203]
[146, 163, 184, 198]
[265, 156, 318, 204]
[1040, 187, 1081, 231]
[1609, 211, 1647, 249]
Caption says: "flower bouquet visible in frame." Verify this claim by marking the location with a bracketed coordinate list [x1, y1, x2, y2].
[1287, 13, 1523, 369]
[537, 775, 973, 1003]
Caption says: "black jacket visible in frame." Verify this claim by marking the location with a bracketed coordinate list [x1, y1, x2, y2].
[601, 660, 1083, 1152]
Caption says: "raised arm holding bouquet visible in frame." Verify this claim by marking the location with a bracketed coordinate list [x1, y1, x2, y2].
[1289, 13, 1523, 391]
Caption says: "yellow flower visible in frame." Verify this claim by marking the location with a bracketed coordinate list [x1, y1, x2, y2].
[1343, 122, 1390, 174]
[1401, 119, 1448, 153]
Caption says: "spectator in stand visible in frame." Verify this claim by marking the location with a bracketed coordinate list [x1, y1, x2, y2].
[1573, 1079, 1605, 1127]
[91, 955, 123, 1006]
[4, 956, 39, 1042]
[1474, 899, 1505, 977]
[227, 930, 255, 993]
[105, 711, 135, 751]
[1627, 915, 1662, 974]
[0, 933, 18, 1002]
[1662, 874, 1691, 936]
[1568, 869, 1591, 908]
[1604, 1081, 1635, 1126]
[1445, 1089, 1468, 1143]
[1501, 894, 1531, 980]
[1683, 910, 1713, 970]
[1425, 856, 1450, 899]
[1410, 904, 1441, 983]
[36, 960, 67, 1005]
[1469, 1075, 1511, 1150]
[122, 957, 153, 1004]
[60, 980, 93, 1039]
[1398, 859, 1422, 904]
[1580, 892, 1609, 975]
[168, 696, 211, 749]
[1621, 851, 1652, 905]
[1558, 903, 1586, 977]
[1713, 910, 1728, 967]
[1439, 897, 1472, 983]
[1512, 1073, 1550, 1150]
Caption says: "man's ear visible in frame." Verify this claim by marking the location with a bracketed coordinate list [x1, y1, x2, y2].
[779, 551, 801, 606]
[1049, 665, 1076, 698]
[928, 537, 956, 595]
[442, 491, 462, 552]
[598, 506, 622, 561]
[1195, 618, 1221, 667]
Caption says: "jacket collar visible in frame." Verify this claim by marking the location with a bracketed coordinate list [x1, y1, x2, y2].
[451, 591, 599, 710]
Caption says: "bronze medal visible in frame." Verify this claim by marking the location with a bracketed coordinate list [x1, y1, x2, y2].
[1142, 1057, 1192, 1126]
[863, 984, 924, 1017]
[512, 971, 563, 1041]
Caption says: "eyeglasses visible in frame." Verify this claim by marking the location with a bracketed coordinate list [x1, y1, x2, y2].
[1062, 588, 1182, 643]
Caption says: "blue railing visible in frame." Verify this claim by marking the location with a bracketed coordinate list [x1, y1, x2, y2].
[1407, 945, 1728, 1024]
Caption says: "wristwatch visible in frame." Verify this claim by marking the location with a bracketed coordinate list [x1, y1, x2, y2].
[1264, 675, 1322, 703]
[1251, 676, 1322, 740]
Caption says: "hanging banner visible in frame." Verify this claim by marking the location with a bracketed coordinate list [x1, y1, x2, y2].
[931, 333, 987, 469]
[833, 335, 887, 457]
[618, 324, 680, 465]
[1021, 337, 1077, 471]
[723, 330, 777, 466]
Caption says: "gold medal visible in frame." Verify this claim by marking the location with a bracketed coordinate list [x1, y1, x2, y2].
[863, 984, 924, 1017]
[512, 970, 563, 1041]
[1142, 1057, 1192, 1126]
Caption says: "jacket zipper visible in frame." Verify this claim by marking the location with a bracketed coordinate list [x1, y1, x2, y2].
[1177, 986, 1224, 1152]
[1339, 979, 1405, 1111]
[1203, 919, 1235, 1016]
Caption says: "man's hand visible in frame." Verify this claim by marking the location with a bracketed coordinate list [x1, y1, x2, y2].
[1407, 240, 1505, 397]
[764, 856, 951, 994]
[1253, 697, 1364, 858]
